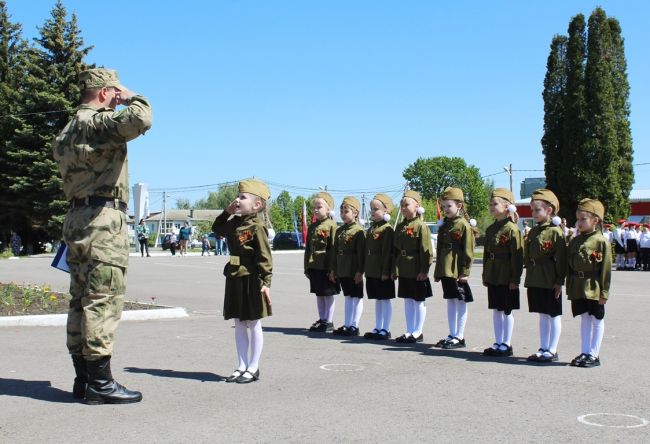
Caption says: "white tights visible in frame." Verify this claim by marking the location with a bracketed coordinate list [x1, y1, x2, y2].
[538, 314, 561, 353]
[404, 298, 426, 336]
[492, 310, 514, 345]
[344, 296, 363, 327]
[446, 299, 468, 339]
[234, 319, 264, 373]
[316, 296, 335, 322]
[374, 299, 393, 331]
[580, 313, 604, 357]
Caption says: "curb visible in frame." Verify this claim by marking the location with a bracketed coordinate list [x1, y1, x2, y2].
[0, 307, 189, 327]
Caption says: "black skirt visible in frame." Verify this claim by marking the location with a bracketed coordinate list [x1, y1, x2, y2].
[614, 242, 626, 254]
[223, 274, 272, 321]
[308, 268, 341, 296]
[340, 277, 364, 298]
[626, 239, 637, 252]
[487, 285, 520, 315]
[440, 277, 474, 303]
[397, 277, 433, 302]
[571, 298, 605, 320]
[366, 277, 396, 300]
[527, 287, 562, 317]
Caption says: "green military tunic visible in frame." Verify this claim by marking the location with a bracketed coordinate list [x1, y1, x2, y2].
[434, 217, 474, 279]
[523, 221, 567, 289]
[304, 218, 337, 274]
[364, 220, 394, 279]
[482, 218, 524, 286]
[566, 230, 611, 301]
[212, 211, 272, 320]
[393, 217, 432, 279]
[333, 222, 365, 278]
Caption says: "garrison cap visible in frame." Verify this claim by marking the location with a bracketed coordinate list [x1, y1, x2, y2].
[443, 187, 464, 202]
[403, 190, 422, 205]
[531, 188, 559, 213]
[78, 68, 125, 91]
[491, 187, 515, 204]
[238, 178, 270, 201]
[341, 196, 361, 213]
[314, 192, 334, 209]
[577, 198, 605, 220]
[373, 193, 394, 213]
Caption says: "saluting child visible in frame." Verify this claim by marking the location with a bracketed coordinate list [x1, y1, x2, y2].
[392, 190, 433, 343]
[305, 192, 340, 332]
[524, 189, 567, 363]
[331, 197, 366, 336]
[482, 188, 524, 357]
[212, 179, 272, 384]
[433, 187, 475, 349]
[567, 199, 612, 367]
[363, 194, 396, 340]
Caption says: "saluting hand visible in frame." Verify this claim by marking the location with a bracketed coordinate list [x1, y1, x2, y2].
[115, 88, 135, 106]
[226, 200, 238, 214]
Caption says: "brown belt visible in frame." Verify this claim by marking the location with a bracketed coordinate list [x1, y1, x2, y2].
[70, 196, 127, 214]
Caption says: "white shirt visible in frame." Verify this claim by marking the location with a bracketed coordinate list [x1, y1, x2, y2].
[640, 231, 650, 248]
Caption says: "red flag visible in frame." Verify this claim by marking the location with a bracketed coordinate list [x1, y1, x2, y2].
[302, 201, 308, 245]
[436, 198, 442, 221]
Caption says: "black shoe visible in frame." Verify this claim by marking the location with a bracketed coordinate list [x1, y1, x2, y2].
[323, 322, 334, 333]
[364, 329, 380, 339]
[71, 355, 87, 399]
[311, 320, 333, 332]
[537, 350, 558, 363]
[343, 326, 360, 337]
[332, 326, 348, 336]
[395, 334, 411, 343]
[236, 369, 260, 384]
[578, 355, 600, 368]
[483, 343, 499, 356]
[405, 333, 423, 343]
[433, 336, 453, 348]
[375, 329, 391, 340]
[569, 353, 589, 367]
[496, 344, 513, 357]
[85, 357, 142, 405]
[308, 319, 324, 331]
[225, 369, 245, 383]
[527, 348, 545, 362]
[442, 337, 466, 349]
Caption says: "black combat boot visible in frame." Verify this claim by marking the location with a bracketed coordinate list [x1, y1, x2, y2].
[85, 356, 142, 405]
[71, 354, 88, 399]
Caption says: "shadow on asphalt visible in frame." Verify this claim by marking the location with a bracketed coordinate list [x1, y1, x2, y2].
[123, 367, 224, 382]
[0, 378, 75, 403]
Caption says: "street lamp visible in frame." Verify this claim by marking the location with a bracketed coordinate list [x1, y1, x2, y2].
[503, 164, 513, 193]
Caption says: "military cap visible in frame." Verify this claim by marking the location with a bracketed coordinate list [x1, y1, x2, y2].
[78, 68, 125, 91]
[530, 188, 559, 213]
[491, 187, 515, 204]
[403, 190, 422, 205]
[341, 196, 361, 213]
[617, 219, 626, 224]
[239, 178, 271, 201]
[443, 187, 464, 202]
[577, 198, 605, 220]
[314, 192, 334, 209]
[373, 193, 394, 213]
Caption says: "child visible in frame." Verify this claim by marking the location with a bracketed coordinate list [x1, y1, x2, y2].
[363, 194, 396, 340]
[482, 188, 524, 356]
[524, 189, 567, 363]
[640, 224, 650, 271]
[201, 234, 211, 256]
[331, 196, 366, 336]
[212, 179, 272, 383]
[625, 223, 638, 270]
[613, 220, 626, 270]
[567, 199, 611, 367]
[304, 192, 340, 332]
[433, 187, 475, 349]
[393, 190, 433, 343]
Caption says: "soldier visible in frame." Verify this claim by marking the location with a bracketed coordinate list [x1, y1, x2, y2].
[567, 199, 612, 367]
[53, 68, 152, 404]
[524, 189, 567, 363]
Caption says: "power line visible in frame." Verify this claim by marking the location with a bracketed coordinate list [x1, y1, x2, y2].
[0, 109, 75, 119]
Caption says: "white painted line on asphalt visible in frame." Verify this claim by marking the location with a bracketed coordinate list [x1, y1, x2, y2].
[176, 334, 213, 340]
[192, 310, 221, 315]
[0, 307, 188, 327]
[320, 363, 365, 372]
[577, 413, 649, 429]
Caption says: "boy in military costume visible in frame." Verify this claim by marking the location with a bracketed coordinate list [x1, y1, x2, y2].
[433, 187, 475, 349]
[53, 68, 152, 404]
[392, 190, 433, 343]
[363, 194, 396, 340]
[304, 192, 340, 332]
[212, 179, 273, 383]
[524, 189, 567, 363]
[331, 197, 366, 336]
[567, 199, 612, 368]
[481, 188, 524, 357]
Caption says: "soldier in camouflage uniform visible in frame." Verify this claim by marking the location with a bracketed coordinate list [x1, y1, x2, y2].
[52, 68, 152, 404]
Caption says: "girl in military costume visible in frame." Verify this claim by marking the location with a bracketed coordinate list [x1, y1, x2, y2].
[481, 188, 523, 357]
[363, 194, 396, 340]
[305, 192, 340, 332]
[392, 190, 433, 343]
[331, 197, 366, 336]
[433, 187, 475, 350]
[212, 179, 273, 384]
[567, 199, 612, 368]
[524, 189, 567, 363]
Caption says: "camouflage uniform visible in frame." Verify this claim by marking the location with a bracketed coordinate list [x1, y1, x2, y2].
[53, 74, 152, 361]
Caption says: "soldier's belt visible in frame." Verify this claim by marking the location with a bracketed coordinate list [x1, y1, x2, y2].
[486, 252, 511, 260]
[528, 256, 554, 267]
[441, 243, 461, 251]
[400, 249, 418, 256]
[368, 249, 381, 256]
[571, 269, 600, 279]
[70, 196, 127, 214]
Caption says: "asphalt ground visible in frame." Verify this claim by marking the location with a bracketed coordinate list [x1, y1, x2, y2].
[1, 252, 649, 443]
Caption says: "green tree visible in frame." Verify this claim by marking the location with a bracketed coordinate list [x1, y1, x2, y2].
[402, 156, 490, 221]
[269, 190, 293, 232]
[194, 184, 238, 209]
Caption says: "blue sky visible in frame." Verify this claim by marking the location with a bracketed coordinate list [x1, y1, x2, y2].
[7, 0, 650, 211]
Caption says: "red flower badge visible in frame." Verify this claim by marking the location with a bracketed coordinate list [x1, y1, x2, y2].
[317, 230, 329, 238]
[344, 234, 354, 244]
[373, 232, 381, 241]
[498, 234, 510, 245]
[405, 227, 415, 237]
[238, 230, 253, 245]
[450, 230, 462, 241]
[541, 240, 553, 252]
[590, 251, 603, 263]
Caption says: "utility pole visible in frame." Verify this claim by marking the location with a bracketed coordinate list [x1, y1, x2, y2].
[160, 191, 167, 247]
[503, 164, 513, 192]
